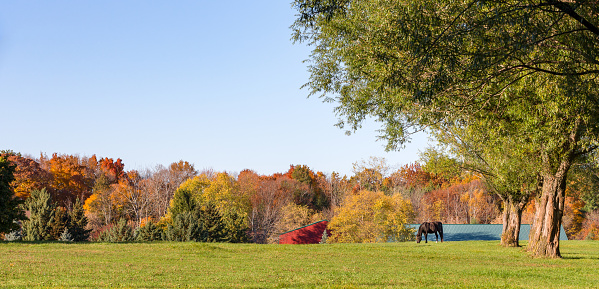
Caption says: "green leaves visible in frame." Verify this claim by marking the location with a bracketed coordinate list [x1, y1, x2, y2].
[293, 0, 599, 150]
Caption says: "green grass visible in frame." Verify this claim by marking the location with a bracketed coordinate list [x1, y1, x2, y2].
[1, 241, 598, 288]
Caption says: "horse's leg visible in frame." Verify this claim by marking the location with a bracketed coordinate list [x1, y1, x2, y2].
[425, 233, 428, 243]
[435, 232, 438, 243]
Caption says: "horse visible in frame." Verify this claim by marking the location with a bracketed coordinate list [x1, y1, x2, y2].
[416, 221, 443, 243]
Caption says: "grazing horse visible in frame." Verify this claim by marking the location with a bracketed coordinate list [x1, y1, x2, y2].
[416, 222, 443, 243]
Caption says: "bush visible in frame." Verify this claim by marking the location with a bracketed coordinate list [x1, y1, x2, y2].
[59, 227, 74, 242]
[4, 229, 22, 241]
[97, 218, 134, 242]
[320, 229, 328, 244]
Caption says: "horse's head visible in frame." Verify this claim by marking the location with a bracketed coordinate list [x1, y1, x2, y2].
[416, 234, 421, 243]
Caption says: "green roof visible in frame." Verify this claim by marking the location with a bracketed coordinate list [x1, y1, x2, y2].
[408, 224, 568, 241]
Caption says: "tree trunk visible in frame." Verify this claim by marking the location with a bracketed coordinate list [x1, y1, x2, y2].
[528, 160, 571, 258]
[500, 196, 525, 247]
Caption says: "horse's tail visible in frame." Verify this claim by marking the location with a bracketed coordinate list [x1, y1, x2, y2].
[437, 222, 444, 242]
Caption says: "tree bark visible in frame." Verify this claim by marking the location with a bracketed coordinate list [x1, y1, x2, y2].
[500, 196, 526, 247]
[527, 159, 571, 258]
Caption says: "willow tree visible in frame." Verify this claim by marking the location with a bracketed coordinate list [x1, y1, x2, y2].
[292, 0, 599, 257]
[431, 120, 541, 247]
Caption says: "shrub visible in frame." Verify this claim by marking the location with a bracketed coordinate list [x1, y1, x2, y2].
[320, 229, 328, 244]
[97, 218, 134, 242]
[4, 229, 22, 241]
[59, 227, 74, 242]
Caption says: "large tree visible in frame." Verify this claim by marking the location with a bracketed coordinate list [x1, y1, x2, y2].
[431, 122, 541, 247]
[292, 0, 599, 257]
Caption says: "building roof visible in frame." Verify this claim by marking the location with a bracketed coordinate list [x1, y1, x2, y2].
[408, 224, 568, 241]
[278, 220, 329, 244]
[279, 220, 329, 236]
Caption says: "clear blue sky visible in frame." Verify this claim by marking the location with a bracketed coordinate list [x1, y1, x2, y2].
[0, 1, 430, 176]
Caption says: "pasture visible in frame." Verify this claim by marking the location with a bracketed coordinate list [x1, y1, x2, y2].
[1, 241, 598, 288]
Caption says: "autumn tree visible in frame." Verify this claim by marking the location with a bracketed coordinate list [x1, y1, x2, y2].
[314, 171, 349, 218]
[388, 162, 445, 217]
[84, 173, 117, 227]
[143, 161, 197, 220]
[202, 173, 250, 242]
[40, 153, 94, 205]
[351, 157, 391, 192]
[327, 190, 415, 243]
[165, 173, 249, 242]
[98, 157, 126, 182]
[288, 165, 329, 210]
[112, 170, 153, 226]
[292, 0, 599, 257]
[251, 175, 299, 243]
[0, 156, 25, 235]
[0, 152, 51, 200]
[240, 170, 281, 243]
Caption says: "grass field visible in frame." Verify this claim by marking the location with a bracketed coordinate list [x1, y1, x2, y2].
[1, 240, 598, 288]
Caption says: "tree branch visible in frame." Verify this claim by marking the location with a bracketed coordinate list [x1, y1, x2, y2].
[546, 0, 599, 37]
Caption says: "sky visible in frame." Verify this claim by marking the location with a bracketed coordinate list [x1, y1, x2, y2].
[0, 1, 431, 177]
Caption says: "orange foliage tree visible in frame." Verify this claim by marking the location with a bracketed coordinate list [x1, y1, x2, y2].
[0, 152, 51, 200]
[39, 153, 95, 205]
[420, 178, 499, 224]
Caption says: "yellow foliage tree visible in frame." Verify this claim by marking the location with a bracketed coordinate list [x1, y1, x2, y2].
[163, 172, 251, 242]
[328, 190, 415, 243]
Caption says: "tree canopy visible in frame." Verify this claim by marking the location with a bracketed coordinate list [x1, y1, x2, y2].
[292, 0, 598, 148]
[292, 0, 599, 257]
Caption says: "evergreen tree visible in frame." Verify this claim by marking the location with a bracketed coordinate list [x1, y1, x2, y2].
[48, 207, 69, 240]
[165, 212, 201, 241]
[22, 188, 55, 241]
[69, 198, 91, 241]
[168, 188, 197, 219]
[199, 202, 226, 242]
[135, 221, 162, 242]
[108, 218, 135, 242]
[0, 156, 25, 234]
[320, 229, 328, 244]
[218, 209, 249, 243]
[59, 227, 73, 242]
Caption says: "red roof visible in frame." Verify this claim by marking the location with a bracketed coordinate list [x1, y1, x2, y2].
[278, 220, 329, 244]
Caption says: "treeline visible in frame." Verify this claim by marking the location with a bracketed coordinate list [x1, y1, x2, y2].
[1, 151, 598, 243]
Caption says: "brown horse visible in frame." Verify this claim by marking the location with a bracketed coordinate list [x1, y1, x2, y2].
[416, 222, 443, 243]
